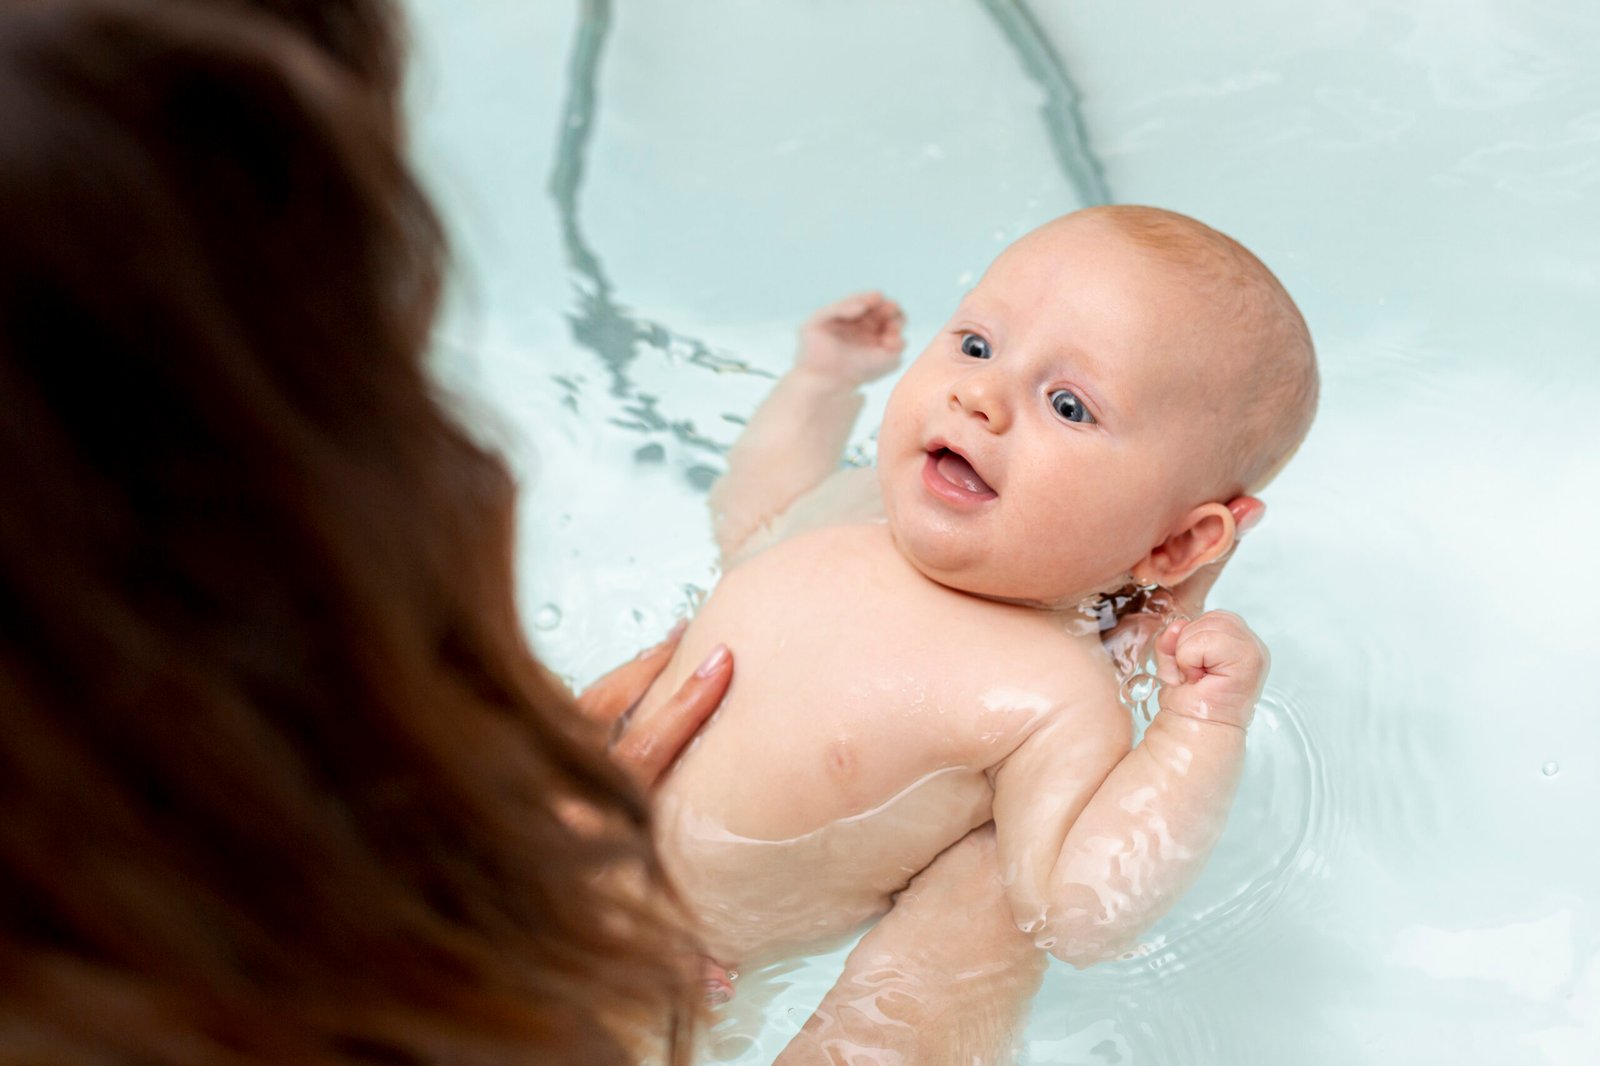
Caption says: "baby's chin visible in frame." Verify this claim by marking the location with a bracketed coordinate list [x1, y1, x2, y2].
[887, 520, 1098, 610]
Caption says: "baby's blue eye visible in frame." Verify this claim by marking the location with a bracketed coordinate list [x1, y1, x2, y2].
[1050, 389, 1094, 424]
[959, 333, 991, 359]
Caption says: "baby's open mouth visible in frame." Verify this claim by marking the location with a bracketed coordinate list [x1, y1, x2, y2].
[926, 446, 997, 499]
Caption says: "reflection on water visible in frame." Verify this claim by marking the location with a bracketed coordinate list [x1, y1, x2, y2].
[546, 0, 1109, 485]
[549, 0, 766, 465]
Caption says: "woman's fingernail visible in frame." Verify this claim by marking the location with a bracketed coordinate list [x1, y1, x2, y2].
[667, 619, 689, 641]
[1237, 509, 1263, 536]
[695, 643, 730, 678]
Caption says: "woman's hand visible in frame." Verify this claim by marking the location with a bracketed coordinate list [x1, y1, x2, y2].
[575, 623, 732, 790]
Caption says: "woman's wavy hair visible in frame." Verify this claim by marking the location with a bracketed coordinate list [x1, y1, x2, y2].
[0, 2, 695, 1062]
[209, 0, 407, 127]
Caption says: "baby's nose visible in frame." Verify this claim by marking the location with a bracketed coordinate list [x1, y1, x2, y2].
[950, 375, 1008, 431]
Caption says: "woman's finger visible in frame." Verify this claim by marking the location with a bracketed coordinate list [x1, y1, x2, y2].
[1231, 496, 1265, 537]
[574, 621, 687, 725]
[611, 644, 733, 789]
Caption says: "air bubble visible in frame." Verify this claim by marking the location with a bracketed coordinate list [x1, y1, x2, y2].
[533, 604, 563, 631]
[1541, 761, 1560, 778]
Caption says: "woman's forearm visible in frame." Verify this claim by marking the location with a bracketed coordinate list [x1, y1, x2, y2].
[775, 826, 1048, 1066]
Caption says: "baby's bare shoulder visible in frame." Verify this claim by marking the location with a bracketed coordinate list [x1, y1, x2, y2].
[928, 610, 1128, 771]
[976, 628, 1132, 794]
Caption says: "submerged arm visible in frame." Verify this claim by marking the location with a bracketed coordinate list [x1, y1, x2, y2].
[774, 825, 1047, 1066]
[709, 293, 902, 562]
[994, 612, 1265, 965]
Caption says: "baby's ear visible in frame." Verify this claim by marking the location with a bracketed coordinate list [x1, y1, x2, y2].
[1132, 502, 1237, 588]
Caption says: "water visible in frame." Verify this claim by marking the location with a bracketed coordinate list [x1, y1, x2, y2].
[405, 1, 1600, 1062]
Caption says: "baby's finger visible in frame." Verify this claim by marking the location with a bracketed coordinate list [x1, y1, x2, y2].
[1173, 612, 1266, 687]
[611, 644, 733, 790]
[1152, 617, 1187, 686]
[575, 621, 687, 725]
[860, 298, 900, 330]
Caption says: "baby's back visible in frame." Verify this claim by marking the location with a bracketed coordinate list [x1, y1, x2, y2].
[637, 521, 1105, 966]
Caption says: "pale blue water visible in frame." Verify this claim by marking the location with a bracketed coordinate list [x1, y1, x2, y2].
[406, 2, 1600, 1062]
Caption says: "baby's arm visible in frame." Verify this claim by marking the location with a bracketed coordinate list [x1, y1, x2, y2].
[708, 293, 903, 563]
[991, 611, 1266, 965]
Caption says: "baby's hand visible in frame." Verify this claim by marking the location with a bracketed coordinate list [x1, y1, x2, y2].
[1153, 610, 1268, 730]
[796, 291, 906, 386]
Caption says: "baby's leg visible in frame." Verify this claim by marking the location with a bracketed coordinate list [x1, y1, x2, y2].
[709, 293, 904, 563]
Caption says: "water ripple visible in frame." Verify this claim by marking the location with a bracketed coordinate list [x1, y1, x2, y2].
[1096, 688, 1331, 984]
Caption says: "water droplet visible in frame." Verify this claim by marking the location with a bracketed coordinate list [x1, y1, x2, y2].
[843, 441, 876, 467]
[1119, 671, 1158, 708]
[533, 604, 563, 631]
[1541, 761, 1560, 777]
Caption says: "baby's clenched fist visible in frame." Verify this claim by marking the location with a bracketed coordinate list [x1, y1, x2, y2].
[1153, 610, 1268, 730]
[796, 291, 906, 386]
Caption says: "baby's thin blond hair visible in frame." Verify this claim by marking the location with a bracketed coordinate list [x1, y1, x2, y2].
[1080, 204, 1319, 496]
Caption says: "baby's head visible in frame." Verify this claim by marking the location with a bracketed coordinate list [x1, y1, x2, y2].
[877, 205, 1317, 607]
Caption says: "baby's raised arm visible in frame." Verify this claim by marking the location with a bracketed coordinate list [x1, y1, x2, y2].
[708, 293, 903, 563]
[991, 611, 1267, 966]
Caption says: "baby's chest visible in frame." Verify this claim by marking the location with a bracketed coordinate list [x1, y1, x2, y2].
[678, 529, 1085, 817]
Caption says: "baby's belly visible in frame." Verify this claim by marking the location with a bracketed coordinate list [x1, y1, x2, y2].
[655, 762, 993, 965]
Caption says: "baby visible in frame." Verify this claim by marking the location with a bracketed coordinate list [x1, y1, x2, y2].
[631, 205, 1317, 978]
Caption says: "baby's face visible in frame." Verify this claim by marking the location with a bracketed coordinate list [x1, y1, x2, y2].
[877, 218, 1241, 606]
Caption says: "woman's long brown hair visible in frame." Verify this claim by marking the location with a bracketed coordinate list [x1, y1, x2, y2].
[0, 2, 695, 1061]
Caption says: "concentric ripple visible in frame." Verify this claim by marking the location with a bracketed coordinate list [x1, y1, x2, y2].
[1096, 687, 1331, 984]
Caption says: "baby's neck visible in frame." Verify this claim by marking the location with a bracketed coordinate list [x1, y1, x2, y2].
[904, 569, 1121, 640]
